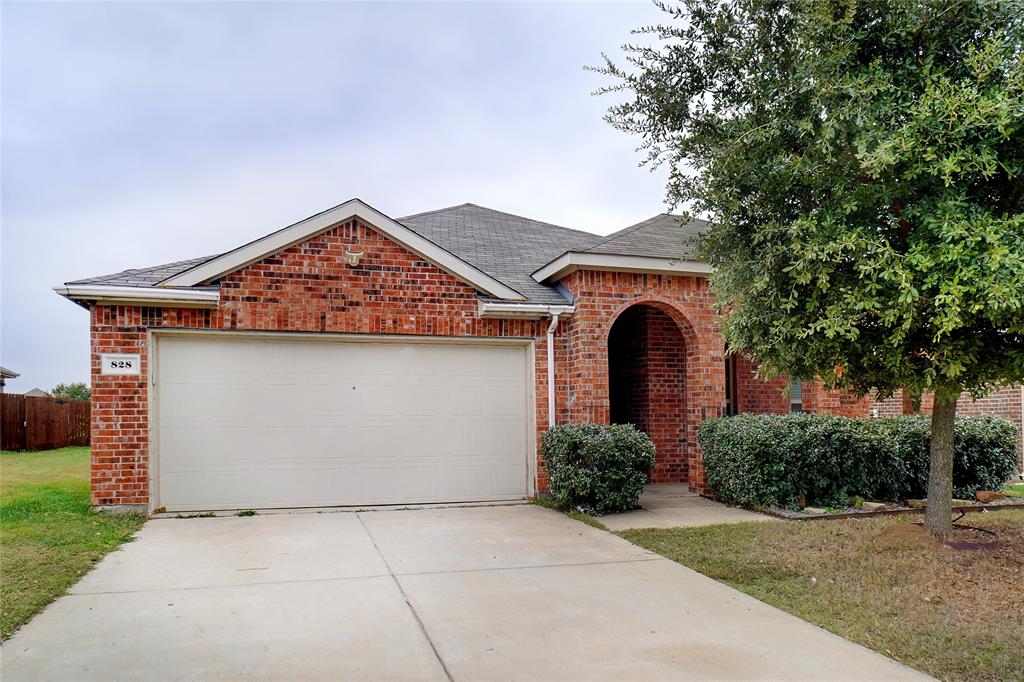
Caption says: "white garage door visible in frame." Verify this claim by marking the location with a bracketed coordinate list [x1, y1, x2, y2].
[154, 334, 530, 511]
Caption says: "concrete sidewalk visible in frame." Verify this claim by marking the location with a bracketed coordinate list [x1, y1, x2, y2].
[600, 484, 773, 531]
[1, 505, 928, 681]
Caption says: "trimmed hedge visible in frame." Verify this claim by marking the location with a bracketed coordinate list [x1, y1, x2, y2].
[698, 413, 1020, 510]
[542, 423, 656, 515]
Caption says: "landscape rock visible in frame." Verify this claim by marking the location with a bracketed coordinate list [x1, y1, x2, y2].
[861, 501, 887, 511]
[905, 499, 927, 508]
[802, 507, 827, 515]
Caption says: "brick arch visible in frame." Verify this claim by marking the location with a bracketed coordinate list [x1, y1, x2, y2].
[605, 296, 700, 351]
[558, 270, 726, 493]
[606, 300, 694, 484]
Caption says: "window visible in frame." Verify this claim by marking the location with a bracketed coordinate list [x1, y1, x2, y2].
[789, 378, 803, 413]
[725, 355, 739, 416]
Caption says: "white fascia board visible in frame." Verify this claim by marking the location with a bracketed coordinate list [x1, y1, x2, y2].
[157, 198, 526, 301]
[53, 284, 219, 308]
[477, 300, 575, 319]
[531, 252, 715, 284]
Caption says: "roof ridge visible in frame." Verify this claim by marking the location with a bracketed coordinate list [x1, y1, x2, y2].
[400, 202, 601, 240]
[396, 202, 476, 222]
[584, 213, 673, 252]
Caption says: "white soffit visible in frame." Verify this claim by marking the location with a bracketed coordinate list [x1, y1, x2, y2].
[531, 252, 714, 284]
[158, 198, 526, 301]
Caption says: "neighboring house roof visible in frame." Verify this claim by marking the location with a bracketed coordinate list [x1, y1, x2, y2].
[0, 366, 19, 380]
[25, 388, 50, 397]
[56, 200, 711, 311]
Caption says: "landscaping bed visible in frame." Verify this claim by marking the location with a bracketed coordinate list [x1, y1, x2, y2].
[620, 510, 1024, 682]
[0, 447, 144, 640]
[765, 495, 1024, 520]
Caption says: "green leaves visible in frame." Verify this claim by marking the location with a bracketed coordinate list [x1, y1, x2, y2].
[699, 413, 1020, 509]
[598, 0, 1024, 400]
[541, 424, 656, 515]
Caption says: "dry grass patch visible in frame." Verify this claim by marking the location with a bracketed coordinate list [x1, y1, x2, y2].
[621, 511, 1024, 682]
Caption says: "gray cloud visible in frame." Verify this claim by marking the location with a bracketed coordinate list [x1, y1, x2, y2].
[2, 0, 672, 392]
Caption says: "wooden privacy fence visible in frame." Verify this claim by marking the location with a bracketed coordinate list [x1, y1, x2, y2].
[1, 394, 90, 451]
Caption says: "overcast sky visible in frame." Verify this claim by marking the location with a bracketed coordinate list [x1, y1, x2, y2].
[2, 0, 672, 392]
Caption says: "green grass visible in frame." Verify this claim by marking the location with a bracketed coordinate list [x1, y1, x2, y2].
[0, 447, 145, 641]
[1004, 482, 1024, 498]
[620, 512, 1024, 682]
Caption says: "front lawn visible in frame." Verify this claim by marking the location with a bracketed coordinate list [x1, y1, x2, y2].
[1005, 482, 1024, 497]
[0, 447, 145, 640]
[621, 512, 1024, 682]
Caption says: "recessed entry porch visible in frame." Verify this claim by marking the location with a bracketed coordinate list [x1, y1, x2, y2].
[607, 303, 691, 484]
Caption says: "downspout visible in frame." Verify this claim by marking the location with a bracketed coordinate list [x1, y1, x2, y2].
[546, 313, 560, 429]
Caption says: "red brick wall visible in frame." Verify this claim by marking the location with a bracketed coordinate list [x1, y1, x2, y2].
[559, 270, 725, 492]
[89, 219, 553, 507]
[802, 383, 874, 417]
[735, 356, 789, 414]
[733, 356, 872, 417]
[92, 217, 1018, 508]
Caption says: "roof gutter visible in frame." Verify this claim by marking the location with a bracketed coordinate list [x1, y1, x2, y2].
[53, 284, 220, 308]
[477, 301, 575, 320]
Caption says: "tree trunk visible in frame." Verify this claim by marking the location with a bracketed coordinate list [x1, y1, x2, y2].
[923, 392, 959, 538]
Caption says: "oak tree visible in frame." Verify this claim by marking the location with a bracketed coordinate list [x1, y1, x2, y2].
[597, 0, 1024, 536]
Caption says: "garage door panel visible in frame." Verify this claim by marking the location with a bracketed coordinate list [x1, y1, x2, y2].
[156, 335, 529, 511]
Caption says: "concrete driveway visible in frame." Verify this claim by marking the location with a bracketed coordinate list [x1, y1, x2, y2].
[1, 505, 927, 681]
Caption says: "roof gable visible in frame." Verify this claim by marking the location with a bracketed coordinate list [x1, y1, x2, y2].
[56, 203, 713, 310]
[159, 199, 525, 300]
[530, 214, 713, 284]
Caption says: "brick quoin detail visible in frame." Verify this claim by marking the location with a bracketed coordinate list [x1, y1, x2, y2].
[88, 219, 1023, 507]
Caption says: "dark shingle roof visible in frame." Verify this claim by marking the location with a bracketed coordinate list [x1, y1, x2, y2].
[398, 203, 601, 304]
[62, 204, 709, 303]
[582, 214, 709, 260]
[66, 256, 219, 288]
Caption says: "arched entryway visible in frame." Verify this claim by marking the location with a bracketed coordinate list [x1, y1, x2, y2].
[607, 303, 689, 484]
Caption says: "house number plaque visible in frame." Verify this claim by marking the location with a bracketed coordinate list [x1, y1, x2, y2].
[100, 353, 141, 375]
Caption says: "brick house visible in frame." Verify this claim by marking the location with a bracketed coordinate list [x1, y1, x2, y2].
[56, 199, 1024, 512]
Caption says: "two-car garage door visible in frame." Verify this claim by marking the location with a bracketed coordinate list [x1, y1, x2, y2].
[154, 334, 530, 512]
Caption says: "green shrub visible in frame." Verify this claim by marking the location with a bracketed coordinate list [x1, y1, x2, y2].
[542, 423, 656, 515]
[699, 413, 1020, 510]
